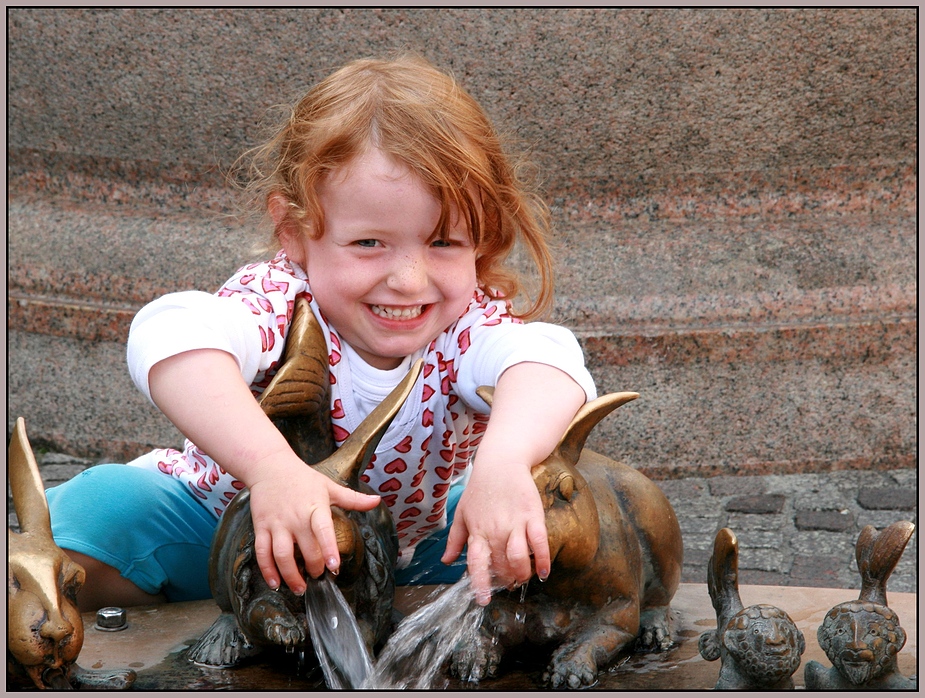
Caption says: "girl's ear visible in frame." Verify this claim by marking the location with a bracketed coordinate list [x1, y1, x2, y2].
[269, 193, 306, 265]
[268, 193, 290, 228]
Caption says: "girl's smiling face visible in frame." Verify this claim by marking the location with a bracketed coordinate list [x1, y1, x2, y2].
[279, 148, 478, 370]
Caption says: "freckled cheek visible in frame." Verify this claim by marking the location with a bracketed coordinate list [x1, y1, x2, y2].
[439, 263, 477, 294]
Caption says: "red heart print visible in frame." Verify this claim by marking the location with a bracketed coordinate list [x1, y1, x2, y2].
[384, 458, 407, 474]
[378, 477, 402, 492]
[261, 277, 290, 295]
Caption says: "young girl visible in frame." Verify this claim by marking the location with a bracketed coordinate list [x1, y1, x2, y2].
[46, 55, 596, 610]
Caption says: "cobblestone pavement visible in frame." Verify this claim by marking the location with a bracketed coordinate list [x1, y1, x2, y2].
[9, 453, 918, 594]
[659, 468, 917, 594]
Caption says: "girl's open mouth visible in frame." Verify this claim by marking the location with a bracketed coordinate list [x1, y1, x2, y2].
[370, 304, 425, 320]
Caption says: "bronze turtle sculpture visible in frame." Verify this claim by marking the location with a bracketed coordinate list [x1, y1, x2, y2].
[451, 389, 684, 689]
[187, 297, 420, 668]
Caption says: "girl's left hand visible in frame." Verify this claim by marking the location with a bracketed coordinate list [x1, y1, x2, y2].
[440, 361, 585, 606]
[442, 462, 549, 606]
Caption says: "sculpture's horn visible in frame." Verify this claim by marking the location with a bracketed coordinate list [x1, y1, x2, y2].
[707, 528, 744, 628]
[8, 418, 53, 537]
[856, 520, 915, 606]
[316, 359, 424, 488]
[557, 392, 639, 465]
[259, 295, 329, 419]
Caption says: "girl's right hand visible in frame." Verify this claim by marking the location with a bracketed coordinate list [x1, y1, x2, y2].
[247, 458, 381, 595]
[147, 348, 382, 595]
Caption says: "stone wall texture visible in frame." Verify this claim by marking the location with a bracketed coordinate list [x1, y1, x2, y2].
[8, 9, 917, 484]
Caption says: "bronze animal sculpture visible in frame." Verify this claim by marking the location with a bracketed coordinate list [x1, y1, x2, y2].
[699, 527, 805, 690]
[804, 520, 916, 690]
[188, 297, 417, 668]
[7, 417, 136, 690]
[451, 389, 683, 689]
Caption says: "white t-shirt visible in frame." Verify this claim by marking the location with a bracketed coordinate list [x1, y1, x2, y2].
[126, 252, 596, 565]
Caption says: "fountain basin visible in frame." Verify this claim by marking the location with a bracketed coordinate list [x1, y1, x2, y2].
[75, 583, 917, 691]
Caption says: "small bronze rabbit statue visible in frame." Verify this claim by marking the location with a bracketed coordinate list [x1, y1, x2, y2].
[804, 520, 916, 690]
[699, 528, 805, 690]
[7, 417, 136, 690]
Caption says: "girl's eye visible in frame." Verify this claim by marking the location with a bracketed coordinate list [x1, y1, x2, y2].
[355, 239, 379, 248]
[431, 238, 452, 248]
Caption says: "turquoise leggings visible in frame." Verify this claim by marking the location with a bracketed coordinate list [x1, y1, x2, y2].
[46, 464, 465, 601]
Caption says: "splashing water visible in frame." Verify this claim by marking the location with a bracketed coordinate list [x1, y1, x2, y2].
[304, 574, 373, 689]
[303, 574, 491, 690]
[364, 576, 488, 689]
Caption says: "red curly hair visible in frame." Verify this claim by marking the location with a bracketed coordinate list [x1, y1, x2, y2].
[238, 54, 556, 320]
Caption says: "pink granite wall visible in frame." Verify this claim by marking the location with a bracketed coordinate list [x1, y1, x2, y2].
[7, 8, 916, 478]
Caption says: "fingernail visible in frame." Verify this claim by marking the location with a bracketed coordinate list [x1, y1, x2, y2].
[327, 557, 339, 576]
[268, 578, 279, 590]
[538, 569, 549, 582]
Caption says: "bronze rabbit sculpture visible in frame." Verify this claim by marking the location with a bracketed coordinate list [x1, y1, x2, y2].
[699, 528, 805, 690]
[7, 417, 136, 690]
[188, 297, 416, 668]
[804, 520, 916, 690]
[451, 388, 683, 689]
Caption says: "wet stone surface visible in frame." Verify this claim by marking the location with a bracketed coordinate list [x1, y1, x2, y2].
[62, 585, 917, 691]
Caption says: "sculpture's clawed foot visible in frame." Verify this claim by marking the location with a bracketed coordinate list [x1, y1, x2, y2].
[187, 612, 259, 667]
[544, 643, 599, 689]
[450, 630, 503, 683]
[249, 596, 306, 647]
[636, 605, 674, 651]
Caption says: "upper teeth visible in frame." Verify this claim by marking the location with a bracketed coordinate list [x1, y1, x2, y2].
[372, 305, 423, 319]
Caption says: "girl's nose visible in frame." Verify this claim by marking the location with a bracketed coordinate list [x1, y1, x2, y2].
[386, 253, 428, 294]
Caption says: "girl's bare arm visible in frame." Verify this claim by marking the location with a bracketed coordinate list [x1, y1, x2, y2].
[443, 361, 585, 605]
[148, 348, 380, 594]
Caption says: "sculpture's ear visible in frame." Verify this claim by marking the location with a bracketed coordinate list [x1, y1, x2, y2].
[796, 627, 806, 655]
[557, 392, 638, 465]
[856, 520, 915, 605]
[891, 624, 907, 653]
[707, 528, 745, 629]
[698, 631, 721, 662]
[259, 295, 329, 419]
[817, 610, 836, 653]
[320, 359, 424, 487]
[552, 471, 576, 502]
[8, 418, 52, 538]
